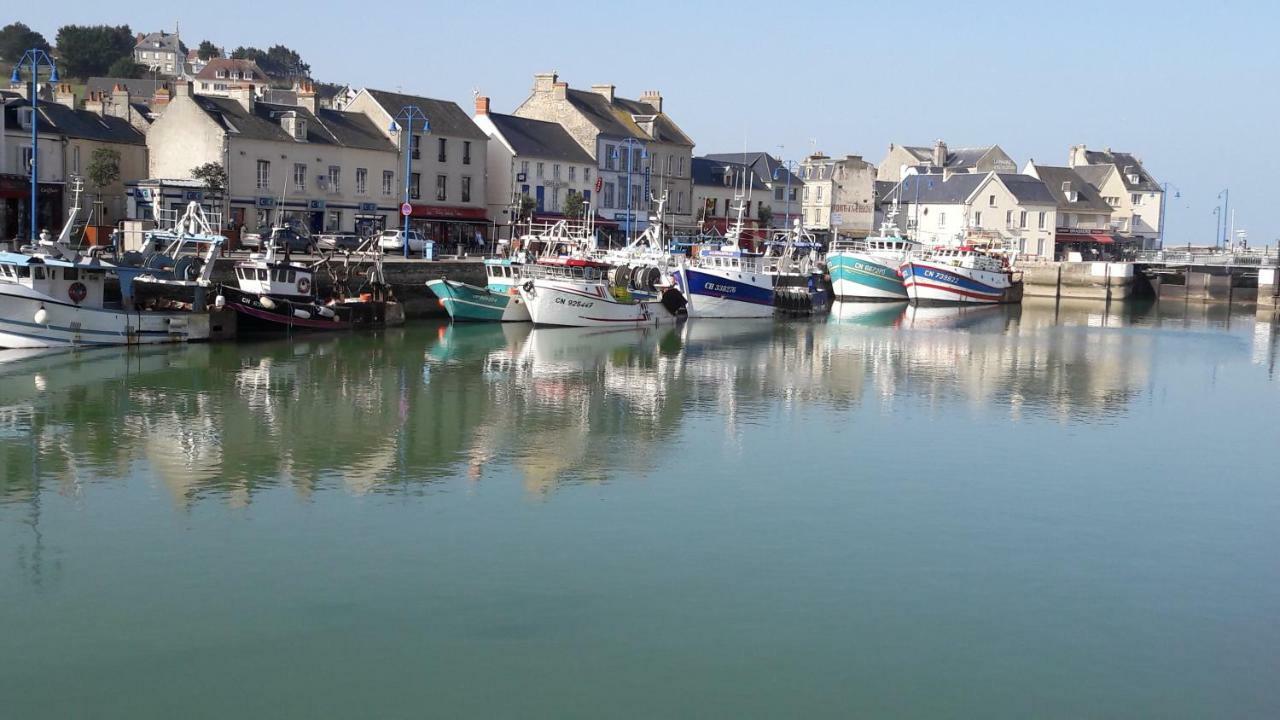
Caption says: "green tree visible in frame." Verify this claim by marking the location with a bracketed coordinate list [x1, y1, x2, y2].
[86, 147, 121, 217]
[107, 56, 147, 79]
[564, 190, 585, 219]
[191, 162, 227, 198]
[196, 40, 220, 61]
[54, 24, 134, 78]
[0, 22, 51, 62]
[230, 44, 308, 80]
[756, 204, 773, 228]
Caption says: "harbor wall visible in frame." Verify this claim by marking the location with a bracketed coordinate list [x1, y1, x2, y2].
[210, 258, 485, 318]
[1158, 268, 1259, 304]
[1021, 261, 1136, 300]
[1260, 267, 1279, 312]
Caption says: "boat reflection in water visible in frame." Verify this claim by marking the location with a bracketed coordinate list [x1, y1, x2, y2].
[1, 301, 1273, 507]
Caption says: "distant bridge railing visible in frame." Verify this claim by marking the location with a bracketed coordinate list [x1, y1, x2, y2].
[1132, 249, 1278, 267]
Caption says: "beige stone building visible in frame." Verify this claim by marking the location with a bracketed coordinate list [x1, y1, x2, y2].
[512, 73, 695, 237]
[341, 88, 490, 245]
[893, 171, 1058, 259]
[799, 153, 876, 238]
[1068, 145, 1164, 249]
[134, 30, 183, 78]
[877, 140, 1017, 182]
[146, 82, 401, 235]
[1023, 161, 1117, 256]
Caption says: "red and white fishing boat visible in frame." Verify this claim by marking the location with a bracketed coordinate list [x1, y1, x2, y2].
[900, 246, 1022, 305]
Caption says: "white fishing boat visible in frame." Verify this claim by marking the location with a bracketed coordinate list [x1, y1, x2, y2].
[901, 244, 1022, 305]
[519, 257, 684, 327]
[827, 202, 921, 301]
[671, 192, 773, 319]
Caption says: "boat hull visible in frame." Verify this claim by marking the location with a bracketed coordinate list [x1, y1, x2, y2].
[427, 279, 530, 322]
[220, 285, 351, 333]
[901, 261, 1018, 305]
[518, 279, 679, 328]
[827, 252, 908, 300]
[0, 285, 211, 348]
[671, 265, 774, 318]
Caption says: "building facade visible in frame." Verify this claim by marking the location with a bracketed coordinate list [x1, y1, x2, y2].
[691, 157, 770, 235]
[1024, 161, 1117, 257]
[146, 82, 402, 236]
[1068, 146, 1164, 249]
[134, 30, 184, 77]
[512, 74, 695, 238]
[877, 141, 1017, 182]
[342, 88, 490, 245]
[892, 171, 1058, 259]
[702, 152, 803, 230]
[472, 96, 597, 230]
[799, 152, 875, 238]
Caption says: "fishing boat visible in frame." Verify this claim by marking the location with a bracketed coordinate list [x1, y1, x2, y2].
[426, 257, 530, 322]
[900, 245, 1023, 305]
[671, 187, 773, 319]
[220, 241, 350, 333]
[827, 203, 920, 301]
[519, 257, 685, 327]
[764, 221, 830, 314]
[0, 188, 218, 348]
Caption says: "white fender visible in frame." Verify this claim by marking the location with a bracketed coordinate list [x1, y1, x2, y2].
[293, 309, 312, 320]
[214, 294, 226, 309]
[34, 307, 48, 324]
[258, 296, 277, 310]
[316, 306, 336, 319]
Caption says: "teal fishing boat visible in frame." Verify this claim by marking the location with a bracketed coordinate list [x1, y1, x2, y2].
[426, 258, 530, 322]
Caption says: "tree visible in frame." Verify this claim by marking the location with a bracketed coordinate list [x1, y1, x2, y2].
[517, 196, 536, 221]
[196, 40, 221, 61]
[107, 56, 147, 79]
[756, 204, 773, 228]
[230, 43, 308, 80]
[564, 190, 585, 219]
[55, 24, 134, 78]
[86, 147, 121, 217]
[191, 162, 227, 198]
[0, 22, 51, 62]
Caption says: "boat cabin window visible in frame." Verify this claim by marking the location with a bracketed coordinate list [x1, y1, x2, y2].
[258, 269, 268, 281]
[64, 268, 78, 281]
[288, 270, 297, 283]
[33, 267, 45, 280]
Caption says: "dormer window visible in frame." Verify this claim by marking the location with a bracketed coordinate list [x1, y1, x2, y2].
[279, 112, 306, 141]
[1127, 173, 1140, 185]
[1061, 181, 1077, 203]
[216, 69, 227, 79]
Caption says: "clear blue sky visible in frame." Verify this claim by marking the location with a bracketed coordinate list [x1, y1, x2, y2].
[11, 0, 1276, 246]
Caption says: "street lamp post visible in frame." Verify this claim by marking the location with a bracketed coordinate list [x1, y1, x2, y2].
[1217, 188, 1229, 248]
[772, 159, 802, 230]
[1212, 206, 1222, 251]
[9, 49, 59, 243]
[612, 138, 647, 244]
[1157, 182, 1181, 250]
[390, 106, 429, 258]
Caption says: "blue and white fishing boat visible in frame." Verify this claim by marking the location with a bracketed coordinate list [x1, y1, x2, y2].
[427, 257, 530, 322]
[901, 245, 1022, 305]
[827, 203, 920, 301]
[671, 191, 774, 319]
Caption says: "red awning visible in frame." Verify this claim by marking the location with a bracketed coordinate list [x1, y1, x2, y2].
[1056, 232, 1115, 245]
[409, 204, 487, 221]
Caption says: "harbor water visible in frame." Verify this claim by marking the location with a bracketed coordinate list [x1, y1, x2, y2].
[2, 299, 1278, 718]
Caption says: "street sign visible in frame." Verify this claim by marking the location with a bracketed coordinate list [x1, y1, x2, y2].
[594, 176, 603, 193]
[400, 202, 413, 217]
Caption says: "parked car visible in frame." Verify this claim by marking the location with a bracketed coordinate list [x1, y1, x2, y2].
[240, 223, 315, 253]
[316, 232, 365, 252]
[378, 229, 429, 254]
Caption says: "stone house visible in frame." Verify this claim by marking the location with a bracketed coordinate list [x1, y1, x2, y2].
[892, 171, 1058, 259]
[341, 88, 491, 245]
[1023, 161, 1117, 256]
[146, 81, 402, 236]
[512, 73, 695, 237]
[134, 30, 184, 77]
[691, 157, 771, 234]
[192, 59, 271, 100]
[799, 152, 876, 239]
[877, 140, 1017, 182]
[1068, 145, 1163, 249]
[471, 96, 597, 228]
[702, 151, 803, 229]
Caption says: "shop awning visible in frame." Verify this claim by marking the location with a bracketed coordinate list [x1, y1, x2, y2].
[1056, 232, 1115, 245]
[409, 204, 487, 221]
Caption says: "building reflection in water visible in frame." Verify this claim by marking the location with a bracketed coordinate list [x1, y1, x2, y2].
[0, 301, 1273, 508]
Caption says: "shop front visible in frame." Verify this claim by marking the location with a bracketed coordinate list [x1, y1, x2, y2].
[0, 174, 64, 243]
[407, 204, 492, 255]
[1055, 229, 1119, 261]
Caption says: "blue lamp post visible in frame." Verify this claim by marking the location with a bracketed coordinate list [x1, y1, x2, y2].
[390, 106, 429, 258]
[1217, 188, 1229, 248]
[1157, 182, 1181, 249]
[771, 159, 802, 229]
[10, 49, 59, 243]
[612, 138, 647, 243]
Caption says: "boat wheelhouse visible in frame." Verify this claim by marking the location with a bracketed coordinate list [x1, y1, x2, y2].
[827, 205, 920, 301]
[518, 257, 684, 327]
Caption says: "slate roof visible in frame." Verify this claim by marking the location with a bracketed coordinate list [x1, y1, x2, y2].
[997, 173, 1057, 205]
[1071, 164, 1113, 190]
[1030, 165, 1114, 212]
[2, 98, 145, 145]
[560, 89, 694, 147]
[892, 172, 1053, 206]
[136, 31, 182, 53]
[900, 144, 998, 170]
[195, 59, 270, 84]
[190, 96, 395, 152]
[703, 152, 803, 187]
[691, 157, 768, 191]
[86, 77, 164, 102]
[364, 89, 487, 140]
[486, 113, 593, 164]
[1080, 149, 1161, 191]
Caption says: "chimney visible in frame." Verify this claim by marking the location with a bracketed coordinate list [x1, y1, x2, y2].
[590, 84, 615, 103]
[932, 139, 947, 167]
[54, 83, 76, 110]
[552, 81, 568, 100]
[532, 72, 558, 94]
[84, 91, 105, 116]
[474, 95, 490, 115]
[154, 83, 173, 108]
[228, 83, 253, 112]
[1068, 144, 1086, 167]
[110, 83, 131, 118]
[297, 80, 316, 114]
[639, 90, 662, 113]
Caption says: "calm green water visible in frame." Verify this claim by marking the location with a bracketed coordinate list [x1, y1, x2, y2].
[2, 300, 1278, 719]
